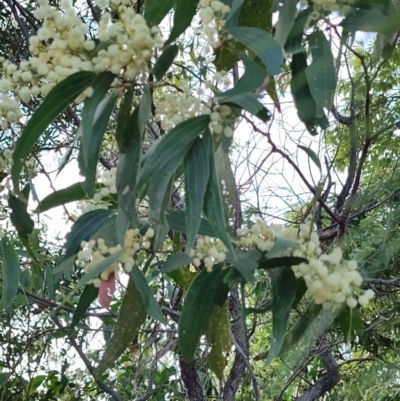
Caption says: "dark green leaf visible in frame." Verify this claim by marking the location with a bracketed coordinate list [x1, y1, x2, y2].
[266, 237, 299, 258]
[81, 72, 115, 165]
[79, 93, 117, 197]
[12, 71, 95, 194]
[71, 285, 98, 330]
[220, 93, 270, 121]
[292, 277, 307, 310]
[225, 249, 260, 283]
[266, 267, 297, 364]
[94, 276, 146, 377]
[45, 264, 55, 299]
[9, 195, 34, 240]
[284, 8, 311, 54]
[138, 115, 210, 188]
[298, 145, 321, 170]
[336, 305, 364, 343]
[153, 44, 179, 81]
[157, 252, 193, 274]
[226, 27, 283, 75]
[167, 210, 217, 237]
[144, 0, 175, 26]
[63, 209, 115, 259]
[179, 265, 229, 362]
[130, 267, 166, 323]
[165, 0, 197, 46]
[35, 183, 87, 213]
[290, 52, 317, 134]
[116, 88, 134, 140]
[225, 0, 245, 28]
[0, 236, 21, 310]
[185, 138, 210, 250]
[274, 0, 297, 47]
[258, 256, 307, 269]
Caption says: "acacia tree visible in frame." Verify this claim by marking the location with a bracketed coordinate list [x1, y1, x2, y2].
[0, 0, 399, 400]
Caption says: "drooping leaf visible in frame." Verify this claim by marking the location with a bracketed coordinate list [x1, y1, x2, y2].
[226, 27, 283, 75]
[0, 236, 21, 310]
[81, 72, 115, 165]
[35, 183, 87, 213]
[71, 285, 98, 330]
[220, 92, 270, 121]
[167, 267, 197, 290]
[94, 276, 146, 377]
[130, 267, 166, 323]
[166, 210, 217, 237]
[274, 0, 297, 47]
[79, 93, 117, 197]
[9, 195, 34, 240]
[153, 44, 179, 81]
[166, 0, 197, 46]
[138, 115, 210, 188]
[305, 30, 336, 116]
[12, 71, 95, 194]
[298, 145, 321, 170]
[266, 237, 299, 259]
[225, 249, 260, 283]
[290, 52, 317, 134]
[205, 302, 231, 379]
[116, 87, 134, 140]
[336, 305, 364, 343]
[225, 0, 245, 28]
[63, 209, 116, 260]
[185, 138, 210, 250]
[284, 8, 311, 54]
[266, 267, 297, 364]
[144, 0, 175, 26]
[179, 265, 230, 362]
[77, 250, 123, 289]
[258, 256, 307, 270]
[158, 252, 193, 274]
[45, 263, 55, 299]
[203, 130, 235, 254]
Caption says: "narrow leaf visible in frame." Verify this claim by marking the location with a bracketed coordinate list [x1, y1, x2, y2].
[94, 276, 146, 377]
[9, 195, 34, 240]
[221, 93, 270, 121]
[166, 210, 217, 237]
[284, 8, 311, 54]
[275, 0, 297, 47]
[158, 252, 193, 274]
[12, 71, 95, 194]
[266, 237, 299, 259]
[71, 285, 98, 329]
[153, 44, 179, 81]
[0, 236, 21, 310]
[225, 249, 260, 283]
[298, 145, 321, 170]
[258, 256, 307, 270]
[185, 138, 210, 250]
[266, 267, 297, 364]
[130, 267, 166, 323]
[226, 27, 283, 75]
[165, 0, 197, 46]
[144, 0, 175, 26]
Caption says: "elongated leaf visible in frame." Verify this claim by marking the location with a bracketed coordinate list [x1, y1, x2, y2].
[225, 249, 260, 283]
[71, 285, 98, 329]
[266, 237, 299, 259]
[167, 267, 197, 290]
[35, 183, 87, 213]
[275, 0, 297, 47]
[203, 131, 235, 254]
[80, 93, 117, 197]
[77, 250, 123, 289]
[336, 305, 364, 343]
[153, 44, 179, 81]
[45, 263, 55, 299]
[116, 87, 134, 140]
[226, 27, 283, 75]
[221, 93, 270, 121]
[139, 115, 210, 188]
[284, 8, 311, 54]
[179, 265, 229, 362]
[305, 30, 336, 116]
[298, 145, 321, 170]
[158, 252, 193, 273]
[63, 209, 116, 259]
[12, 71, 95, 194]
[166, 0, 197, 46]
[290, 52, 317, 133]
[81, 72, 115, 164]
[167, 210, 216, 237]
[94, 276, 146, 377]
[0, 236, 21, 310]
[144, 0, 175, 26]
[225, 0, 245, 28]
[266, 267, 297, 364]
[185, 138, 210, 250]
[9, 195, 34, 240]
[219, 53, 265, 97]
[130, 267, 166, 323]
[258, 256, 307, 270]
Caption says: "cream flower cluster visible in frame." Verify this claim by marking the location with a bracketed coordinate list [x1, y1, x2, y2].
[78, 226, 155, 287]
[198, 0, 230, 48]
[76, 168, 117, 214]
[0, 0, 162, 127]
[300, 0, 355, 19]
[189, 236, 227, 272]
[237, 220, 373, 309]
